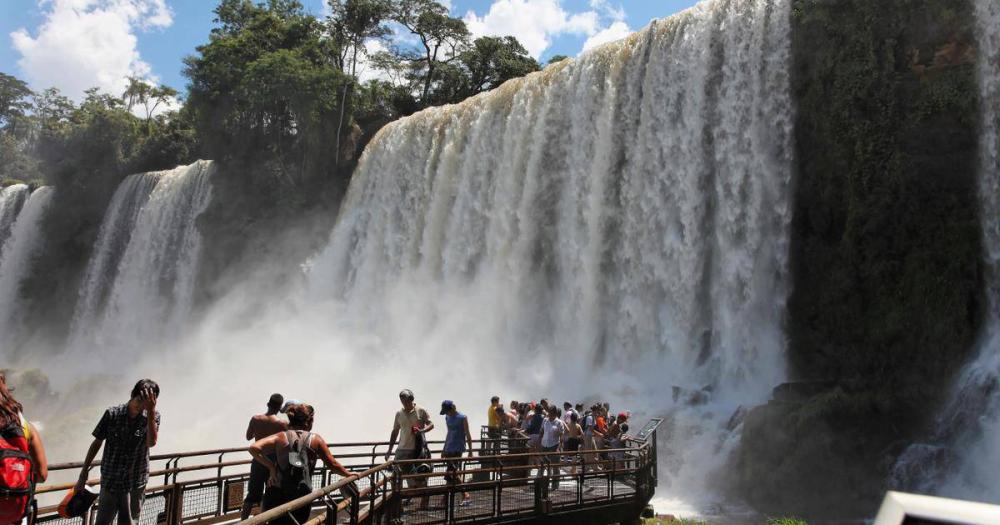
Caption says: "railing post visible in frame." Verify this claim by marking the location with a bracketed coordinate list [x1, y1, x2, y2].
[167, 484, 184, 525]
[533, 459, 550, 516]
[349, 487, 360, 525]
[387, 467, 403, 525]
[494, 460, 503, 519]
[610, 457, 616, 500]
[324, 495, 338, 525]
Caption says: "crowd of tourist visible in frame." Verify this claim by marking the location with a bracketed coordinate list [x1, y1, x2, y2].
[0, 375, 633, 525]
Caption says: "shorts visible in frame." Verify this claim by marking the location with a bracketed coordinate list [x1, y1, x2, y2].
[565, 437, 581, 452]
[394, 449, 420, 473]
[442, 451, 463, 484]
[527, 434, 541, 449]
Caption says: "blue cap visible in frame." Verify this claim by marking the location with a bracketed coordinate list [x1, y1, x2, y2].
[440, 400, 455, 415]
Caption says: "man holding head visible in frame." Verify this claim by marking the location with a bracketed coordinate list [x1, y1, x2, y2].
[75, 379, 160, 525]
[241, 393, 289, 519]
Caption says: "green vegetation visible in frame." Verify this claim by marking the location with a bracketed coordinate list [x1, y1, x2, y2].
[737, 0, 982, 519]
[767, 518, 809, 525]
[0, 0, 543, 348]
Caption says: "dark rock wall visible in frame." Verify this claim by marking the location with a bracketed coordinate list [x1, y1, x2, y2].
[736, 0, 984, 519]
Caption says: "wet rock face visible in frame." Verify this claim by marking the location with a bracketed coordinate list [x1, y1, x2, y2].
[735, 0, 983, 519]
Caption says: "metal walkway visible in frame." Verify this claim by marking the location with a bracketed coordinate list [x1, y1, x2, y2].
[35, 419, 662, 525]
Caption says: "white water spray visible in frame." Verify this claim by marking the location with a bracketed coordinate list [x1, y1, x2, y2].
[68, 172, 163, 351]
[309, 0, 793, 503]
[0, 186, 54, 348]
[77, 162, 213, 360]
[0, 184, 30, 250]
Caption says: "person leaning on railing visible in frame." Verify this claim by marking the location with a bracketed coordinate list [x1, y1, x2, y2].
[248, 403, 355, 525]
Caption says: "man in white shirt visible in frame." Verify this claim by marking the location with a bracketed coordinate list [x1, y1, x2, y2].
[541, 408, 567, 489]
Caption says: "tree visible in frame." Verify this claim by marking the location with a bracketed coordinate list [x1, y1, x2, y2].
[327, 0, 392, 165]
[547, 55, 569, 65]
[0, 73, 33, 134]
[459, 36, 539, 97]
[184, 0, 348, 186]
[392, 0, 470, 102]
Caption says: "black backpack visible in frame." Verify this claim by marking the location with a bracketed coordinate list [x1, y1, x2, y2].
[280, 431, 314, 495]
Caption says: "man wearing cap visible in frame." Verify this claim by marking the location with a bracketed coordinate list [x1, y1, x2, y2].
[385, 389, 434, 510]
[440, 400, 473, 507]
[242, 394, 289, 519]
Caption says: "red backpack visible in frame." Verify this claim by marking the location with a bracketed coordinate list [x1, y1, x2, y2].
[0, 416, 34, 525]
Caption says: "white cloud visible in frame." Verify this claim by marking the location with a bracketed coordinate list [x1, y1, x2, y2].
[463, 0, 600, 59]
[10, 0, 173, 103]
[581, 20, 631, 52]
[589, 0, 626, 22]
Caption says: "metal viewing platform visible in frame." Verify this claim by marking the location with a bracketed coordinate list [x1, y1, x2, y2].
[35, 419, 662, 525]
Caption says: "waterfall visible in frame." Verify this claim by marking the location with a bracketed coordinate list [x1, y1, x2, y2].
[72, 162, 213, 358]
[308, 0, 793, 499]
[68, 172, 163, 350]
[0, 186, 55, 347]
[890, 0, 1000, 503]
[0, 184, 30, 250]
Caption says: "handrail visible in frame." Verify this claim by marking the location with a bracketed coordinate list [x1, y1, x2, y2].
[35, 421, 660, 525]
[239, 463, 392, 525]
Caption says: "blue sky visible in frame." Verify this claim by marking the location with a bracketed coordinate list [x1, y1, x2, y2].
[0, 0, 700, 101]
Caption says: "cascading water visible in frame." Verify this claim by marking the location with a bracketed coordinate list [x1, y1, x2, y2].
[889, 0, 1000, 503]
[0, 184, 30, 250]
[0, 186, 55, 349]
[308, 0, 792, 503]
[68, 172, 163, 350]
[73, 161, 213, 360]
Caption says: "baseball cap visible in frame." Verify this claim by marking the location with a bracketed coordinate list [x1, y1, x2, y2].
[280, 399, 302, 413]
[440, 400, 455, 415]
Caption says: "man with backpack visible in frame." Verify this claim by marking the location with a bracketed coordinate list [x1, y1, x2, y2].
[248, 403, 355, 525]
[0, 372, 47, 525]
[241, 393, 288, 519]
[74, 379, 160, 525]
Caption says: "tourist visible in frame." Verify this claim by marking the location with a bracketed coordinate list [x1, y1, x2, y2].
[606, 413, 627, 461]
[440, 401, 473, 507]
[593, 405, 608, 456]
[561, 402, 577, 446]
[498, 406, 521, 437]
[384, 389, 433, 510]
[241, 393, 289, 519]
[565, 412, 583, 475]
[0, 372, 47, 525]
[249, 404, 355, 525]
[581, 404, 600, 470]
[524, 404, 544, 475]
[487, 396, 501, 454]
[75, 379, 160, 525]
[540, 408, 566, 488]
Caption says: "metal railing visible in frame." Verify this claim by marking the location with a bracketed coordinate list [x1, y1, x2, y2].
[34, 419, 662, 525]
